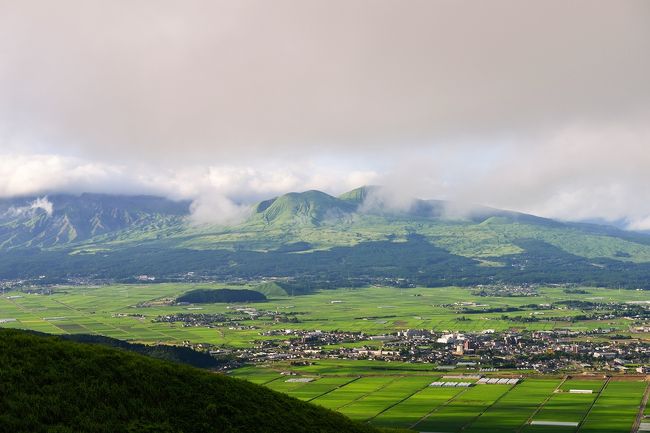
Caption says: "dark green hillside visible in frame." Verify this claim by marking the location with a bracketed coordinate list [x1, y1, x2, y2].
[0, 329, 379, 433]
[177, 288, 267, 303]
[60, 333, 221, 369]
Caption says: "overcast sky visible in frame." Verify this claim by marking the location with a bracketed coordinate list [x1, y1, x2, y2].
[1, 0, 649, 227]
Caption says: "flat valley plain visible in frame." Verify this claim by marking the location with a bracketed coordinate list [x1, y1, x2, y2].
[1, 283, 648, 432]
[1, 284, 649, 344]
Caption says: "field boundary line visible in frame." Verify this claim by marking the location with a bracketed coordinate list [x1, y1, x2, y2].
[2, 297, 68, 333]
[631, 381, 650, 433]
[48, 299, 98, 334]
[307, 376, 361, 402]
[52, 298, 175, 342]
[331, 376, 401, 410]
[515, 376, 568, 433]
[409, 386, 470, 430]
[52, 298, 143, 339]
[459, 383, 518, 432]
[365, 378, 433, 423]
[576, 376, 610, 432]
[262, 375, 287, 385]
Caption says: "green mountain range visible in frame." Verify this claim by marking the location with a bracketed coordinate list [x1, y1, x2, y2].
[2, 187, 650, 288]
[0, 329, 380, 433]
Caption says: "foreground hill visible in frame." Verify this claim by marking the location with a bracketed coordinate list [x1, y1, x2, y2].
[0, 329, 380, 433]
[3, 187, 650, 288]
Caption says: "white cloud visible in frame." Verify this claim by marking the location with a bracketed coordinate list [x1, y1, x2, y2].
[30, 196, 53, 216]
[189, 194, 251, 226]
[0, 1, 649, 228]
[0, 1, 648, 164]
[0, 153, 380, 223]
[0, 154, 122, 197]
[4, 196, 54, 218]
[628, 217, 650, 232]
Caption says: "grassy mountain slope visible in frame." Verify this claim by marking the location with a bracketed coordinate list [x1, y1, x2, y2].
[0, 329, 380, 433]
[0, 194, 189, 250]
[3, 188, 650, 286]
[179, 191, 650, 263]
[338, 185, 380, 205]
[249, 190, 356, 226]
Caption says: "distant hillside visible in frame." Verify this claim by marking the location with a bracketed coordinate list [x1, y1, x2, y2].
[0, 329, 380, 433]
[250, 190, 356, 226]
[0, 193, 189, 249]
[2, 188, 650, 288]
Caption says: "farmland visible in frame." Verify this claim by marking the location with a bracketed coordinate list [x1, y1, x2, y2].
[0, 284, 648, 346]
[1, 282, 648, 432]
[231, 364, 648, 433]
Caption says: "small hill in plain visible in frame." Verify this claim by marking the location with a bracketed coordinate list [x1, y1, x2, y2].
[0, 329, 380, 433]
[177, 288, 267, 303]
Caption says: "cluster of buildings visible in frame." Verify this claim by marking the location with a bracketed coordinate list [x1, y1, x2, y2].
[216, 327, 649, 374]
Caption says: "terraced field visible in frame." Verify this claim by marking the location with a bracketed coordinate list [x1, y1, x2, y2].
[232, 368, 648, 433]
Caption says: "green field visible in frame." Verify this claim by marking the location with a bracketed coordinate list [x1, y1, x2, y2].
[415, 384, 512, 432]
[231, 367, 648, 433]
[1, 284, 648, 348]
[1, 282, 647, 432]
[464, 379, 561, 433]
[525, 379, 604, 430]
[579, 381, 648, 433]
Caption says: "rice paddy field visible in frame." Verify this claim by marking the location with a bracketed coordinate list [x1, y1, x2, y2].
[0, 284, 648, 348]
[231, 366, 648, 433]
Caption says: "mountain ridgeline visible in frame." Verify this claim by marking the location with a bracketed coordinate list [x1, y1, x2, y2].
[3, 187, 650, 288]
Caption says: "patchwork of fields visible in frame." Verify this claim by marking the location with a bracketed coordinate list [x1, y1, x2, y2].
[1, 284, 648, 348]
[231, 368, 648, 433]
